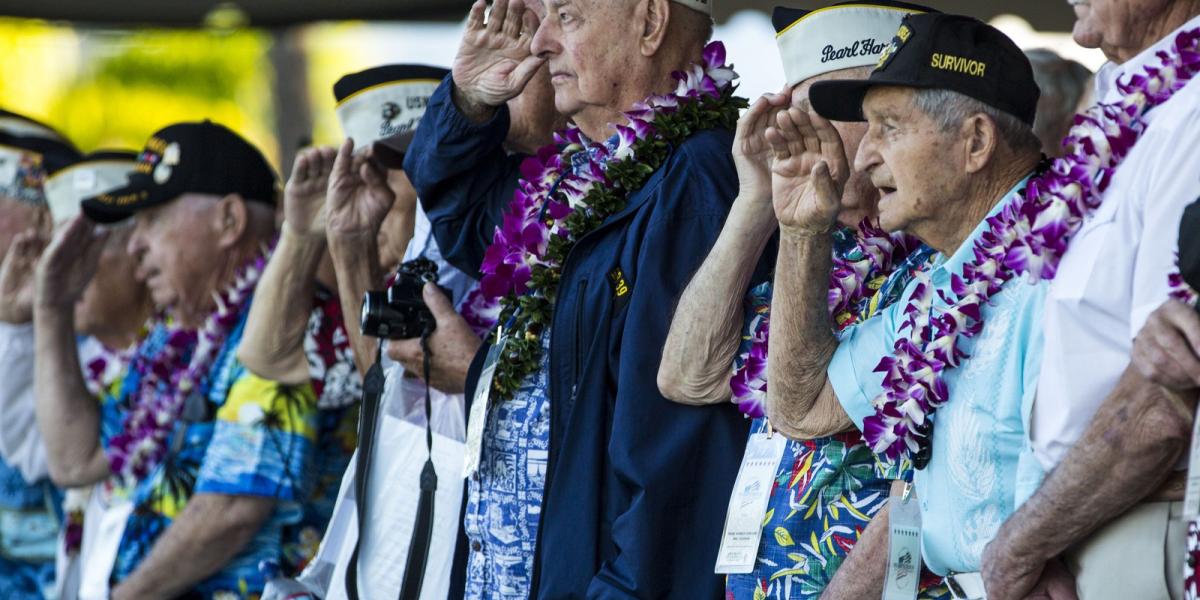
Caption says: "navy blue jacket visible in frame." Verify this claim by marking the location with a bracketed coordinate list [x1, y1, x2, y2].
[406, 77, 766, 599]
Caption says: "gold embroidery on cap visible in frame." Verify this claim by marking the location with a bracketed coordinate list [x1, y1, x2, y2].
[930, 53, 987, 77]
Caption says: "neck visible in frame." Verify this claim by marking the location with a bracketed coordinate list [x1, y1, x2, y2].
[176, 238, 265, 329]
[1110, 1, 1200, 63]
[919, 155, 1038, 257]
[572, 43, 703, 143]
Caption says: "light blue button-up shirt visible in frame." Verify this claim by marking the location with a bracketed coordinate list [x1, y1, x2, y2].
[828, 175, 1047, 575]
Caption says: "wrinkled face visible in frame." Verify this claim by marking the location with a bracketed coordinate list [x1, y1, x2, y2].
[0, 196, 46, 263]
[379, 169, 417, 269]
[855, 87, 965, 234]
[126, 195, 223, 316]
[532, 0, 636, 118]
[76, 225, 148, 335]
[1071, 0, 1170, 56]
[507, 63, 567, 154]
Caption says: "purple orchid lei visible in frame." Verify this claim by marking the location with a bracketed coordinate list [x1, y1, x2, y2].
[83, 342, 137, 397]
[729, 221, 922, 419]
[105, 245, 271, 486]
[862, 27, 1200, 463]
[473, 42, 745, 399]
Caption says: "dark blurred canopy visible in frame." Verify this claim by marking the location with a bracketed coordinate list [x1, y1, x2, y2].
[0, 0, 1078, 30]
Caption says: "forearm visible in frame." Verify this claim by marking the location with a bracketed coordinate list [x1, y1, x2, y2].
[329, 233, 385, 375]
[33, 303, 107, 487]
[658, 193, 776, 404]
[111, 493, 275, 600]
[997, 367, 1193, 562]
[822, 501, 890, 600]
[237, 224, 323, 385]
[767, 229, 842, 438]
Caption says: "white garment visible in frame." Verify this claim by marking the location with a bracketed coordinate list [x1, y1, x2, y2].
[404, 204, 477, 308]
[1032, 15, 1200, 470]
[0, 321, 48, 482]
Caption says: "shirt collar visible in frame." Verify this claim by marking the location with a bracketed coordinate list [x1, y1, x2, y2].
[934, 173, 1034, 278]
[1097, 14, 1200, 104]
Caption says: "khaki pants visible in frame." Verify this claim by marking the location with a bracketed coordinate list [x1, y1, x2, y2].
[1066, 501, 1185, 600]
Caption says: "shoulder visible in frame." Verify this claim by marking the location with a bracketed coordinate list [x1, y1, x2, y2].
[647, 127, 737, 217]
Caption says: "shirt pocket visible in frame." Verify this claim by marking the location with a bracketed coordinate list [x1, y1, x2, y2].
[1050, 206, 1119, 304]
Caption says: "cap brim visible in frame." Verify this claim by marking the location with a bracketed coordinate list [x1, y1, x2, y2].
[80, 174, 176, 224]
[809, 79, 880, 122]
[371, 130, 415, 170]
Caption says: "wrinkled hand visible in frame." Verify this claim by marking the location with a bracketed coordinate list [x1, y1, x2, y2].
[0, 229, 48, 323]
[284, 146, 337, 236]
[982, 531, 1047, 600]
[1132, 300, 1200, 390]
[768, 91, 850, 235]
[34, 216, 109, 311]
[733, 90, 790, 201]
[386, 283, 484, 394]
[1022, 558, 1078, 600]
[452, 0, 545, 119]
[325, 138, 395, 241]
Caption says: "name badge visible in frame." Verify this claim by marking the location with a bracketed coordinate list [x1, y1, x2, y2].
[462, 335, 506, 478]
[883, 484, 922, 600]
[714, 431, 787, 574]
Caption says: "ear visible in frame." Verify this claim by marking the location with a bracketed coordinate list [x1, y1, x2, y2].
[213, 193, 249, 249]
[639, 0, 671, 57]
[962, 113, 999, 175]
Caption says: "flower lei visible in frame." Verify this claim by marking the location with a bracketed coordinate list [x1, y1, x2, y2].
[729, 223, 923, 419]
[83, 341, 138, 397]
[106, 247, 270, 486]
[863, 27, 1200, 463]
[474, 42, 746, 399]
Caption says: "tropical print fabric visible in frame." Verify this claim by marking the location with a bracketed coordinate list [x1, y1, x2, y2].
[726, 232, 943, 600]
[0, 458, 57, 600]
[100, 309, 317, 599]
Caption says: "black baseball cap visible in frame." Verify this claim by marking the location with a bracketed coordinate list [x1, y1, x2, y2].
[81, 120, 278, 224]
[0, 109, 81, 175]
[809, 13, 1040, 126]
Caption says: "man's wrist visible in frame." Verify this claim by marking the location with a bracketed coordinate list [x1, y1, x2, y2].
[451, 80, 498, 124]
[779, 222, 836, 241]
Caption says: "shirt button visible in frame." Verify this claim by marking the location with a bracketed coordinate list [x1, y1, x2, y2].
[471, 541, 482, 552]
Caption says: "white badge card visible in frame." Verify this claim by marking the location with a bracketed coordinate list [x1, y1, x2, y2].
[1182, 410, 1200, 519]
[883, 487, 923, 600]
[714, 432, 787, 574]
[463, 336, 505, 478]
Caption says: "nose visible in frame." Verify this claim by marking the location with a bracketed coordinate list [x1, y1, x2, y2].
[530, 12, 560, 60]
[854, 126, 883, 177]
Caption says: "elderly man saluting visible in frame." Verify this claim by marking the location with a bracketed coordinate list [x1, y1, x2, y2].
[402, 0, 754, 597]
[762, 13, 1057, 597]
[33, 122, 316, 599]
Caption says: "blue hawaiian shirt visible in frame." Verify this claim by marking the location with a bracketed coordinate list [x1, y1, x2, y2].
[463, 333, 551, 600]
[0, 458, 57, 600]
[100, 307, 318, 598]
[725, 232, 938, 600]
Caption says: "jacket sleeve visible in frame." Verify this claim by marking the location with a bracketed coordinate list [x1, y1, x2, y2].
[586, 141, 753, 598]
[0, 322, 49, 482]
[403, 76, 528, 277]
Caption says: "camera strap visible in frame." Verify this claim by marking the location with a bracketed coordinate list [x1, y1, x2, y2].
[344, 337, 438, 600]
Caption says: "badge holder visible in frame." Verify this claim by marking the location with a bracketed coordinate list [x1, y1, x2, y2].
[714, 424, 787, 574]
[883, 483, 923, 600]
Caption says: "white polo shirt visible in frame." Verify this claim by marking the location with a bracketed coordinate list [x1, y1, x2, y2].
[1031, 15, 1200, 470]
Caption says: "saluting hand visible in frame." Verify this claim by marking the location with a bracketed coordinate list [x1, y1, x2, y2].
[283, 145, 338, 237]
[34, 216, 109, 312]
[452, 0, 546, 122]
[767, 90, 850, 236]
[733, 90, 791, 204]
[325, 138, 395, 241]
[0, 229, 48, 324]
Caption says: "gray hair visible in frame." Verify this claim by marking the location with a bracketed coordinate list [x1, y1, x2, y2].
[1026, 49, 1093, 155]
[910, 88, 1042, 156]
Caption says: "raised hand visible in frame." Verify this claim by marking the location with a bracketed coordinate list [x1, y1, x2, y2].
[452, 0, 545, 121]
[767, 93, 851, 235]
[34, 216, 109, 312]
[325, 138, 396, 240]
[0, 229, 48, 323]
[733, 90, 790, 202]
[283, 146, 338, 237]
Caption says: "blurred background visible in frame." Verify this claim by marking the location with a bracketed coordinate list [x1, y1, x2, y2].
[0, 0, 1104, 174]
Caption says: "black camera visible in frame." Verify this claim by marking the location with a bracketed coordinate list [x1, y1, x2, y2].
[361, 257, 445, 340]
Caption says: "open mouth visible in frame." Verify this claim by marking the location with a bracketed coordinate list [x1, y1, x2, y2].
[877, 185, 898, 201]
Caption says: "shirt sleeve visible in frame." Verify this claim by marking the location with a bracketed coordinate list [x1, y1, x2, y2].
[827, 301, 899, 430]
[195, 368, 318, 501]
[0, 322, 48, 482]
[1129, 97, 1200, 336]
[403, 76, 527, 277]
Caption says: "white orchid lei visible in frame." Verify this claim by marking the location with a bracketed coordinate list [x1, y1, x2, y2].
[863, 27, 1200, 465]
[105, 245, 271, 486]
[469, 42, 746, 399]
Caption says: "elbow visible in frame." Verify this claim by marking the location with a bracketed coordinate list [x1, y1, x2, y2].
[48, 462, 102, 489]
[656, 363, 730, 406]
